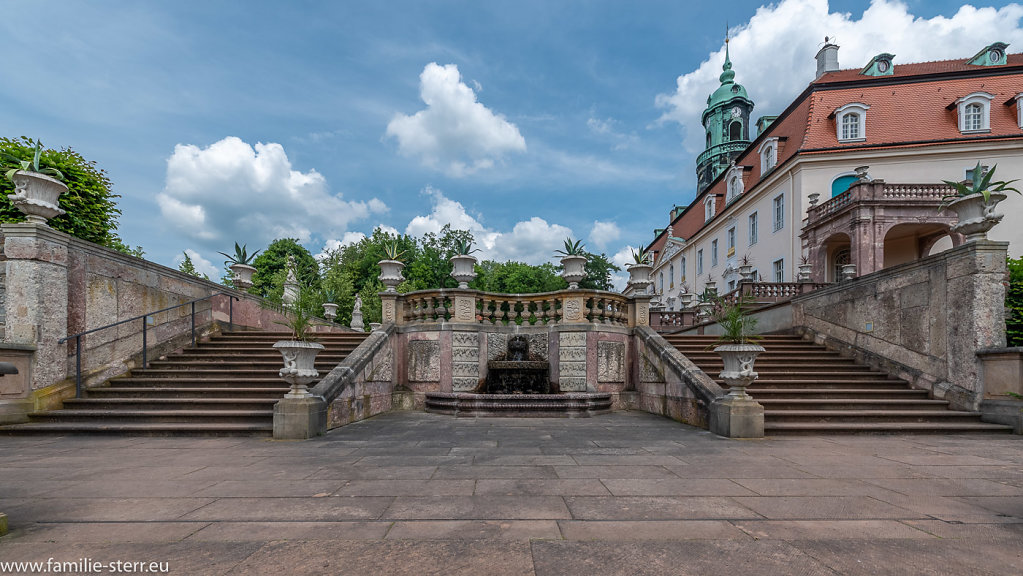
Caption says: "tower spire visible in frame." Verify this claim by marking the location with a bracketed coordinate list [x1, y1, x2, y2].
[720, 30, 735, 84]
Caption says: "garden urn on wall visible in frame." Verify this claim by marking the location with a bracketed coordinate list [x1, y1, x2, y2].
[8, 171, 67, 225]
[450, 255, 478, 289]
[230, 263, 256, 290]
[941, 162, 1020, 242]
[273, 341, 324, 399]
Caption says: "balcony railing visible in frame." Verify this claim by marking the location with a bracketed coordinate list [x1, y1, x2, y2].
[649, 281, 830, 332]
[398, 289, 631, 327]
[808, 182, 954, 225]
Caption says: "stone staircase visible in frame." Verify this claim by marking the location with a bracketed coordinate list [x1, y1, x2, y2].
[664, 333, 1013, 435]
[1, 331, 369, 436]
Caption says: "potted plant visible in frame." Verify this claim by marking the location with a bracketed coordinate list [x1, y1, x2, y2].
[797, 255, 812, 282]
[219, 242, 261, 290]
[321, 289, 339, 322]
[696, 286, 716, 321]
[678, 282, 695, 308]
[379, 241, 406, 292]
[941, 162, 1020, 242]
[711, 297, 764, 398]
[272, 304, 325, 399]
[450, 238, 480, 289]
[704, 274, 717, 296]
[2, 140, 67, 225]
[627, 248, 654, 290]
[555, 237, 588, 289]
[738, 254, 755, 283]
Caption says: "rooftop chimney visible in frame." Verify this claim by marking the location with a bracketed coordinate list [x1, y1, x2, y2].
[815, 38, 840, 79]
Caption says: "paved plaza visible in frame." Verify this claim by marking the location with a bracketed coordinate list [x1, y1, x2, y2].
[1, 411, 1021, 575]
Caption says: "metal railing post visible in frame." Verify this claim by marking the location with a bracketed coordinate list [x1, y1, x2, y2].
[191, 302, 196, 347]
[75, 335, 82, 398]
[142, 315, 148, 369]
[229, 296, 234, 332]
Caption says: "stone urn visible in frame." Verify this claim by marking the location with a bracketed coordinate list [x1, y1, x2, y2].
[627, 263, 653, 291]
[449, 254, 478, 289]
[8, 171, 67, 225]
[738, 265, 755, 283]
[321, 302, 338, 322]
[272, 339, 323, 399]
[378, 259, 405, 292]
[705, 280, 717, 295]
[797, 262, 812, 282]
[841, 264, 857, 281]
[697, 300, 715, 321]
[808, 192, 821, 207]
[229, 263, 256, 290]
[679, 292, 695, 309]
[369, 322, 382, 331]
[947, 192, 1007, 242]
[560, 255, 587, 289]
[273, 341, 325, 399]
[715, 343, 765, 398]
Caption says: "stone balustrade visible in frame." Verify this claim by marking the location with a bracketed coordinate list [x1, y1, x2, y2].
[389, 289, 635, 327]
[808, 182, 954, 225]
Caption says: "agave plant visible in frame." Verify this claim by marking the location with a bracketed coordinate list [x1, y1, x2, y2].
[452, 237, 480, 256]
[322, 288, 338, 304]
[630, 248, 650, 265]
[940, 162, 1020, 209]
[382, 240, 406, 261]
[219, 242, 261, 266]
[2, 140, 64, 182]
[555, 237, 586, 257]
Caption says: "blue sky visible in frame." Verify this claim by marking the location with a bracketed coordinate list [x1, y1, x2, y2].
[4, 0, 1023, 283]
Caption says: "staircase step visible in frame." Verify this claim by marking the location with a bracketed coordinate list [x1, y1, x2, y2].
[0, 422, 273, 436]
[87, 387, 290, 398]
[28, 409, 273, 424]
[765, 421, 1013, 434]
[763, 409, 987, 423]
[64, 398, 280, 410]
[756, 399, 950, 411]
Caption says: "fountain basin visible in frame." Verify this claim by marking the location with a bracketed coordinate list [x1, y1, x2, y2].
[425, 392, 612, 418]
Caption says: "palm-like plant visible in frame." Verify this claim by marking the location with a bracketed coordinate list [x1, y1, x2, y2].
[940, 162, 1020, 208]
[452, 238, 480, 256]
[554, 237, 586, 257]
[274, 304, 320, 341]
[713, 296, 762, 345]
[219, 242, 261, 266]
[2, 140, 64, 182]
[630, 248, 650, 265]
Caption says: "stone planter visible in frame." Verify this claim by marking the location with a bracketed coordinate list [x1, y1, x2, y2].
[797, 264, 812, 282]
[947, 191, 1007, 242]
[369, 322, 382, 331]
[679, 293, 695, 309]
[627, 263, 653, 291]
[8, 171, 67, 225]
[715, 343, 765, 398]
[378, 259, 405, 292]
[841, 264, 857, 281]
[321, 302, 338, 322]
[697, 300, 715, 321]
[738, 265, 754, 283]
[229, 263, 256, 290]
[449, 254, 478, 289]
[705, 281, 717, 295]
[560, 255, 587, 289]
[273, 341, 325, 399]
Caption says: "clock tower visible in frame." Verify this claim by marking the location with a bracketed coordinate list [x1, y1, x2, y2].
[696, 40, 754, 193]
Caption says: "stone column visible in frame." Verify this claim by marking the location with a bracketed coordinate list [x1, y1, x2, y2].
[380, 293, 401, 326]
[1, 223, 70, 420]
[629, 295, 652, 328]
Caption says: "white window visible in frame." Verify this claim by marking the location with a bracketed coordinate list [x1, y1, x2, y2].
[955, 92, 994, 133]
[725, 165, 744, 202]
[758, 138, 778, 173]
[834, 103, 869, 142]
[704, 195, 716, 222]
[749, 212, 758, 245]
[697, 250, 704, 275]
[669, 263, 674, 288]
[773, 259, 785, 283]
[728, 280, 736, 292]
[773, 194, 784, 232]
[659, 272, 664, 294]
[1016, 94, 1023, 129]
[680, 256, 686, 282]
[727, 227, 736, 257]
[711, 240, 718, 267]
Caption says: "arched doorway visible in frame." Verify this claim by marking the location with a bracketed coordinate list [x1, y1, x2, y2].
[819, 233, 852, 283]
[883, 223, 957, 268]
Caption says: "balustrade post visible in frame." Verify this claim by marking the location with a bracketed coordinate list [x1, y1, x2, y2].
[452, 292, 476, 323]
[562, 293, 586, 324]
[380, 292, 401, 325]
[629, 294, 652, 328]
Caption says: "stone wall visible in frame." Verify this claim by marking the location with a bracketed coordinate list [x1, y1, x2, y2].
[632, 325, 724, 428]
[791, 240, 1008, 410]
[313, 326, 396, 429]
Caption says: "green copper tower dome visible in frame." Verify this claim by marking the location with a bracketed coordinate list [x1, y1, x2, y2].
[696, 40, 754, 193]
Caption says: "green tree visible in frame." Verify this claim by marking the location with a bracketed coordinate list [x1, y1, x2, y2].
[249, 238, 320, 301]
[0, 137, 138, 254]
[473, 261, 566, 294]
[578, 251, 621, 291]
[1007, 256, 1023, 347]
[178, 251, 209, 280]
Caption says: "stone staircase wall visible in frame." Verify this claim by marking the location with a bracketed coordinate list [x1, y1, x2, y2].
[791, 240, 1008, 412]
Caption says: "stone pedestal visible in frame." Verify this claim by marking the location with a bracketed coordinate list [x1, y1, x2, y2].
[1, 224, 70, 418]
[708, 395, 764, 438]
[380, 293, 400, 325]
[273, 396, 327, 439]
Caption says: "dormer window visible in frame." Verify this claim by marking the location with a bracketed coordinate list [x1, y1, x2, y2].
[1011, 93, 1023, 129]
[724, 164, 745, 202]
[955, 92, 994, 133]
[967, 42, 1009, 66]
[758, 138, 779, 173]
[704, 195, 716, 222]
[834, 103, 869, 142]
[860, 53, 895, 77]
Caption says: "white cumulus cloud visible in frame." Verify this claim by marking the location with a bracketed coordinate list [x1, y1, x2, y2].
[403, 187, 572, 265]
[157, 137, 387, 252]
[386, 63, 527, 177]
[173, 248, 220, 279]
[655, 0, 1023, 154]
[589, 220, 621, 251]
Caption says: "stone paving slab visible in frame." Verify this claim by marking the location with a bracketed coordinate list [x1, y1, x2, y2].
[1, 411, 1021, 575]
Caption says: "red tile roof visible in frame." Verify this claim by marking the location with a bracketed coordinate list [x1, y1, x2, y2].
[813, 54, 1023, 84]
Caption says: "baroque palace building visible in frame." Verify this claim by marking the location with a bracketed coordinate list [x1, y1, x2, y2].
[645, 40, 1023, 310]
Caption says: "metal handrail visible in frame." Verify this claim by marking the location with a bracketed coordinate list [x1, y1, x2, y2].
[58, 291, 239, 398]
